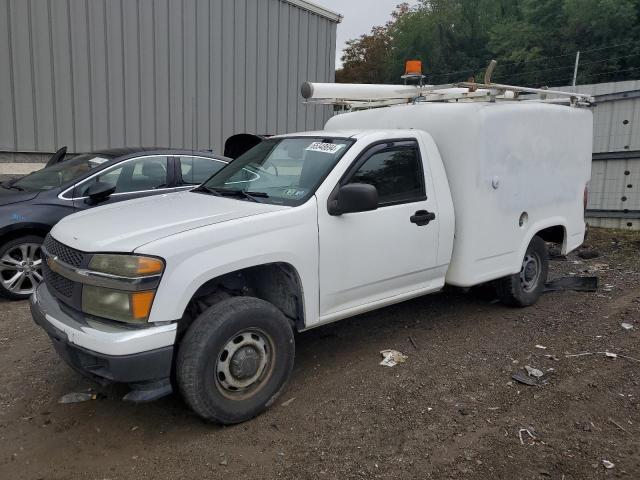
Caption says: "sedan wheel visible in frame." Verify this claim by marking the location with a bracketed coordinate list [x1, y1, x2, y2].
[0, 236, 44, 300]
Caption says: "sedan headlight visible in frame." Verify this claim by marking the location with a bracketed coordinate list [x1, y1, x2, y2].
[82, 254, 164, 323]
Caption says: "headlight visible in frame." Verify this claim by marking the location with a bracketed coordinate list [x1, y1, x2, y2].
[82, 286, 156, 323]
[82, 254, 164, 323]
[88, 254, 164, 277]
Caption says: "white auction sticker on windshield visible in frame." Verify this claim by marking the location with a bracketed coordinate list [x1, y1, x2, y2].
[88, 157, 109, 165]
[305, 142, 343, 154]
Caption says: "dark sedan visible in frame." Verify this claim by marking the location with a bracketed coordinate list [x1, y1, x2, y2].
[0, 148, 229, 299]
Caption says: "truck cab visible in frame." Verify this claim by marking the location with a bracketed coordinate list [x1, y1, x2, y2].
[30, 86, 592, 425]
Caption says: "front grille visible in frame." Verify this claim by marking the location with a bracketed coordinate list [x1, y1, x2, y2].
[42, 263, 75, 298]
[43, 234, 86, 267]
[41, 235, 88, 308]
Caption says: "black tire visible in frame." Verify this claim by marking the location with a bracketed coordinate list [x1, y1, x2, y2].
[496, 236, 549, 307]
[0, 235, 44, 300]
[176, 296, 295, 424]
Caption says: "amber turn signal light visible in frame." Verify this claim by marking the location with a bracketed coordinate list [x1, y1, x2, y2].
[131, 291, 156, 320]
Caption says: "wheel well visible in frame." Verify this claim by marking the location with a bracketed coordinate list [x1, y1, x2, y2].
[181, 263, 305, 334]
[0, 227, 49, 248]
[536, 225, 566, 246]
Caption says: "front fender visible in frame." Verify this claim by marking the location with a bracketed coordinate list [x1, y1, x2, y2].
[139, 201, 320, 326]
[0, 201, 75, 240]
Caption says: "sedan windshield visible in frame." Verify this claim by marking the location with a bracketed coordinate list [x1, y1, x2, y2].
[200, 137, 354, 206]
[12, 154, 111, 192]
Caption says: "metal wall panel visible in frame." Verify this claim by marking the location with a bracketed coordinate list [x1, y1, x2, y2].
[196, 0, 211, 149]
[585, 217, 638, 229]
[31, 1, 56, 150]
[556, 81, 640, 230]
[105, 0, 125, 148]
[0, 0, 337, 155]
[9, 0, 37, 151]
[245, 0, 258, 135]
[569, 80, 640, 154]
[69, 0, 92, 151]
[532, 83, 640, 229]
[0, 2, 15, 149]
[587, 158, 639, 210]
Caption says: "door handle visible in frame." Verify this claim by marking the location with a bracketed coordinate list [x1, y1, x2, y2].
[410, 210, 436, 226]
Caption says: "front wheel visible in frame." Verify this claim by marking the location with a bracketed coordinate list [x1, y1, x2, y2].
[496, 236, 549, 307]
[0, 235, 44, 300]
[177, 296, 295, 424]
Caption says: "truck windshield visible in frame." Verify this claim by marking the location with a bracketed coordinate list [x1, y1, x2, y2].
[199, 137, 354, 206]
[12, 154, 111, 192]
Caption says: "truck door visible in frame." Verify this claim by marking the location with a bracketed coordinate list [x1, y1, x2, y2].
[318, 139, 442, 318]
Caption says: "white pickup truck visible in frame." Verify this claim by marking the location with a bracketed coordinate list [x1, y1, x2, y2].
[30, 84, 592, 424]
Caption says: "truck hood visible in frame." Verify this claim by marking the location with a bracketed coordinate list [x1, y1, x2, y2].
[51, 191, 288, 252]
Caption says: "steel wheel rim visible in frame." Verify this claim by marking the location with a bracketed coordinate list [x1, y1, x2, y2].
[214, 328, 275, 400]
[0, 242, 43, 295]
[520, 252, 541, 292]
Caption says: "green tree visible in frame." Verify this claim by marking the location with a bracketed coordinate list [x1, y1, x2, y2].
[388, 0, 502, 84]
[336, 0, 640, 87]
[336, 3, 411, 84]
[489, 0, 639, 85]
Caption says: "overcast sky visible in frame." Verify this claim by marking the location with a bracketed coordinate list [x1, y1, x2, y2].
[317, 0, 418, 68]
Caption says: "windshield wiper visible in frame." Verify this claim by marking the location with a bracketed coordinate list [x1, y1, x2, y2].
[201, 187, 269, 203]
[221, 189, 268, 203]
[236, 190, 268, 203]
[1, 182, 23, 191]
[192, 185, 222, 196]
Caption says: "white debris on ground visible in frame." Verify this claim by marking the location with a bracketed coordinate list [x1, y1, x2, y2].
[58, 392, 96, 404]
[379, 350, 408, 367]
[602, 459, 615, 469]
[524, 365, 544, 378]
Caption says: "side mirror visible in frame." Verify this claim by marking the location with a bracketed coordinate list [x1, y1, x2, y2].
[84, 182, 116, 204]
[328, 183, 378, 216]
[46, 146, 67, 167]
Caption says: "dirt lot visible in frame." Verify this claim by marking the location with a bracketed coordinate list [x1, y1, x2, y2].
[0, 227, 639, 479]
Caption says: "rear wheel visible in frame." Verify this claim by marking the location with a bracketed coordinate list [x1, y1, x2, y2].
[177, 296, 295, 424]
[496, 236, 548, 307]
[0, 235, 44, 300]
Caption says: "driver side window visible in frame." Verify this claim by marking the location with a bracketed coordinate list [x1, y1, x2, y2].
[347, 144, 425, 206]
[80, 156, 168, 196]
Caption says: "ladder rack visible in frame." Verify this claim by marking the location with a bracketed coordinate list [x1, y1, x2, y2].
[301, 60, 594, 110]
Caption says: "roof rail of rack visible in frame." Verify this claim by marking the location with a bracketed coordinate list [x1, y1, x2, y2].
[302, 60, 594, 110]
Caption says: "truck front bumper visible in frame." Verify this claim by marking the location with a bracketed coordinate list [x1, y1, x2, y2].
[30, 283, 177, 400]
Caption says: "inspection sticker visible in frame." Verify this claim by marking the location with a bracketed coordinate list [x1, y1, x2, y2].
[305, 142, 343, 154]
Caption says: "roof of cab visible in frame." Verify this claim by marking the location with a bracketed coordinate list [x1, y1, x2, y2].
[274, 130, 365, 139]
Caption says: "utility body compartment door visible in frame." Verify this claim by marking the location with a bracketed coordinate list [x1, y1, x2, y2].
[317, 137, 444, 320]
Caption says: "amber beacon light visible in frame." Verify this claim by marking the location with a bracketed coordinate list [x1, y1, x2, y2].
[404, 60, 423, 76]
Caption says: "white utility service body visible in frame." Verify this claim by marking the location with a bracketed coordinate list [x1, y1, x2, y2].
[326, 101, 593, 287]
[30, 94, 592, 421]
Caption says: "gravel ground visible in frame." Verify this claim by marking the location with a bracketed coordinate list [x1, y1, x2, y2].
[0, 227, 639, 479]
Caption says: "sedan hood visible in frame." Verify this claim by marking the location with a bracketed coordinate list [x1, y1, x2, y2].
[0, 187, 39, 206]
[51, 191, 288, 252]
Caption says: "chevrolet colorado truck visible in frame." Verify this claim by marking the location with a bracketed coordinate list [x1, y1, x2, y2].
[30, 89, 592, 424]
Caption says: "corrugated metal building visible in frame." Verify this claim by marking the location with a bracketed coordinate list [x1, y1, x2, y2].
[0, 0, 340, 169]
[565, 80, 640, 230]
